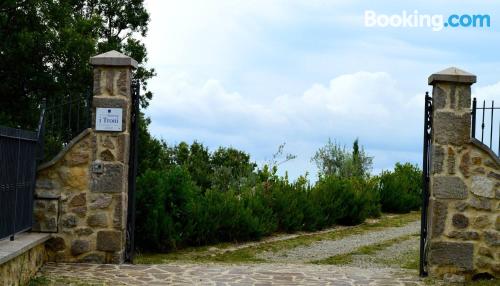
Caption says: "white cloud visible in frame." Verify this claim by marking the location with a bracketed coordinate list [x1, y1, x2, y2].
[146, 71, 424, 179]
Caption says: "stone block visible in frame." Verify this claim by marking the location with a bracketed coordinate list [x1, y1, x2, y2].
[432, 146, 444, 174]
[447, 147, 456, 174]
[71, 206, 87, 218]
[90, 194, 113, 209]
[432, 85, 446, 110]
[447, 230, 479, 240]
[472, 215, 490, 229]
[457, 86, 471, 109]
[87, 213, 108, 227]
[488, 171, 500, 180]
[58, 166, 88, 190]
[75, 228, 94, 236]
[32, 199, 59, 232]
[91, 163, 124, 193]
[484, 231, 500, 246]
[71, 239, 90, 256]
[429, 242, 474, 270]
[36, 179, 55, 190]
[468, 196, 492, 210]
[433, 111, 471, 146]
[97, 231, 122, 252]
[471, 176, 495, 198]
[113, 197, 125, 229]
[61, 214, 78, 228]
[65, 151, 90, 166]
[478, 247, 494, 259]
[459, 151, 471, 178]
[433, 176, 468, 199]
[452, 213, 468, 229]
[46, 237, 66, 252]
[69, 193, 86, 207]
[431, 200, 447, 238]
[496, 216, 500, 231]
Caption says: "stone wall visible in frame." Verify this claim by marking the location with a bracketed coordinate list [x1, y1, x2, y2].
[33, 50, 137, 264]
[0, 242, 47, 286]
[427, 68, 500, 280]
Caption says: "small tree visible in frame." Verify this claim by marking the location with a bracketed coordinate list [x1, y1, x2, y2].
[312, 138, 373, 178]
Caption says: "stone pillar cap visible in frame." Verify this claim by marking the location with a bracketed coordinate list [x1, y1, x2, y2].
[90, 50, 138, 68]
[428, 67, 476, 85]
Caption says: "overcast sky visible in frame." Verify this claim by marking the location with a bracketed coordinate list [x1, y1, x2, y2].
[142, 0, 499, 179]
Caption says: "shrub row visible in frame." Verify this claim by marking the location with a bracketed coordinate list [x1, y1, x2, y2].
[135, 167, 382, 252]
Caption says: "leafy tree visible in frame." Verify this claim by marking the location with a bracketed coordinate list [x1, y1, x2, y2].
[312, 138, 372, 178]
[351, 138, 373, 178]
[211, 147, 257, 192]
[0, 0, 154, 129]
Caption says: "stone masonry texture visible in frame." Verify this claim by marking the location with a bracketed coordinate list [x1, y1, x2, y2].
[427, 69, 500, 280]
[33, 51, 134, 264]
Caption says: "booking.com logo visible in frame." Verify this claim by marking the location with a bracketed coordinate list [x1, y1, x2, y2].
[365, 10, 491, 31]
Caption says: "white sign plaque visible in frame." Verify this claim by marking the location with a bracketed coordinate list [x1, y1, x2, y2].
[96, 108, 123, 131]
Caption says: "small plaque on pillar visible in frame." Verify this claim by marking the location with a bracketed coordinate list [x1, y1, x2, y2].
[96, 108, 122, 131]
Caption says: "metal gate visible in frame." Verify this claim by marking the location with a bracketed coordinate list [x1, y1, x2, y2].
[0, 106, 45, 240]
[125, 80, 140, 262]
[419, 92, 432, 277]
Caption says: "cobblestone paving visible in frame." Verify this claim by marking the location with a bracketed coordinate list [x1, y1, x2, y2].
[39, 262, 424, 285]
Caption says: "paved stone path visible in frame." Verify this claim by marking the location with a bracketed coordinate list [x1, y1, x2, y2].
[39, 262, 424, 285]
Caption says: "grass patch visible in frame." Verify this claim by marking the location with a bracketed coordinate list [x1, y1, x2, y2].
[135, 212, 421, 264]
[312, 233, 417, 265]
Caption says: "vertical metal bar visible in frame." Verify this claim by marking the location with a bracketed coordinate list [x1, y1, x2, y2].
[11, 129, 22, 241]
[498, 120, 500, 156]
[68, 93, 72, 141]
[471, 98, 477, 138]
[481, 100, 486, 142]
[420, 91, 431, 277]
[77, 95, 80, 133]
[490, 101, 494, 149]
[126, 80, 140, 263]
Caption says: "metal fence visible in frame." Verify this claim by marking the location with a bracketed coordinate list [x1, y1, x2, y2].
[42, 92, 92, 161]
[0, 105, 45, 240]
[471, 98, 499, 156]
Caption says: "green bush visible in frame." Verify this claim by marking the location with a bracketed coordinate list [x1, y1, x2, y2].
[378, 163, 422, 213]
[135, 167, 199, 251]
[313, 176, 380, 226]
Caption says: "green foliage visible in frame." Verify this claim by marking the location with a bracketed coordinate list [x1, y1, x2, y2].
[0, 0, 153, 129]
[134, 137, 419, 253]
[135, 167, 199, 251]
[378, 163, 422, 213]
[136, 167, 384, 252]
[312, 138, 373, 179]
[313, 176, 380, 226]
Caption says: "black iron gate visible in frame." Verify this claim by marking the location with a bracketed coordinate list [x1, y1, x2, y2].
[0, 105, 45, 240]
[125, 80, 140, 262]
[471, 98, 499, 156]
[419, 91, 432, 277]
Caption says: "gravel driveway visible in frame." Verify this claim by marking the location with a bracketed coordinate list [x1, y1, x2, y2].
[257, 220, 421, 263]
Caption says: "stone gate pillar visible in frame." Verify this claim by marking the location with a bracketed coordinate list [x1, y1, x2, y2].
[34, 51, 137, 264]
[427, 68, 500, 281]
[89, 51, 137, 263]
